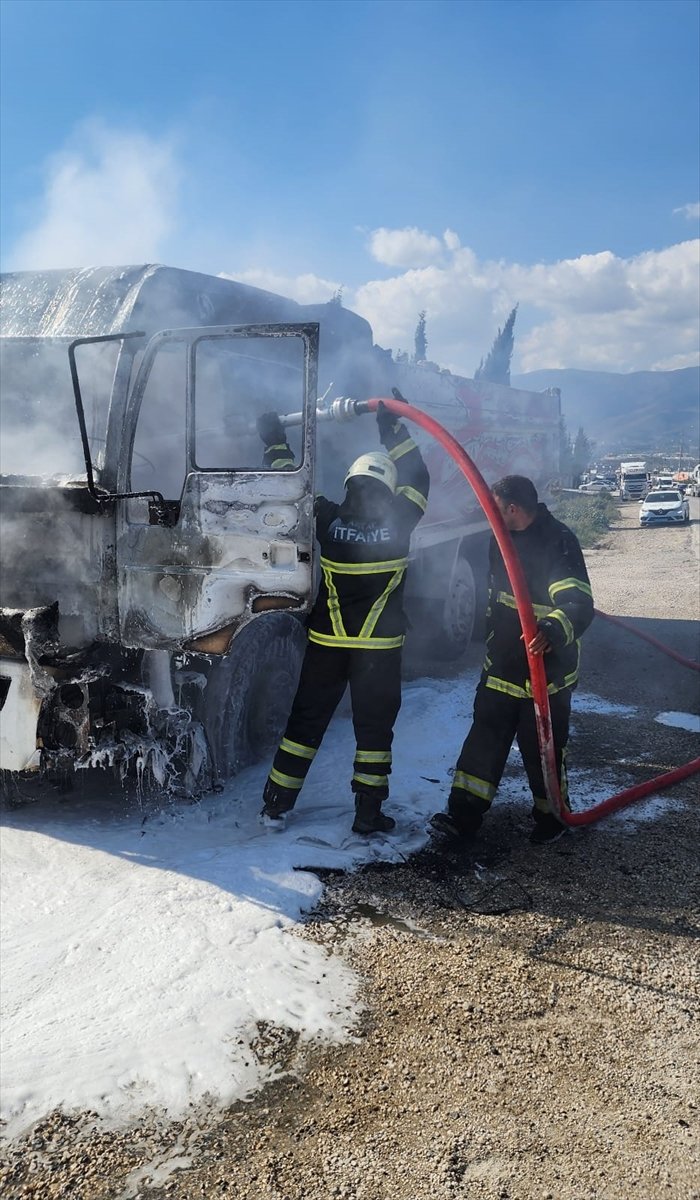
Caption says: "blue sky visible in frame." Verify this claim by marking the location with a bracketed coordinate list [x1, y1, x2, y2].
[1, 0, 698, 375]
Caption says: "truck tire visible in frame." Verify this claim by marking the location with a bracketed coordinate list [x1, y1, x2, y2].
[204, 612, 306, 781]
[429, 555, 476, 660]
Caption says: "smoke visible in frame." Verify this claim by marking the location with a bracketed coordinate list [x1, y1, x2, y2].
[220, 269, 341, 305]
[0, 339, 120, 478]
[4, 121, 180, 271]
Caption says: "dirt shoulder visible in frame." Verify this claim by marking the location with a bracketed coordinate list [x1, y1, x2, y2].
[2, 501, 699, 1200]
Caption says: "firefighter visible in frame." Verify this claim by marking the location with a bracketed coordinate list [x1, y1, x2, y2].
[431, 474, 594, 846]
[257, 392, 429, 835]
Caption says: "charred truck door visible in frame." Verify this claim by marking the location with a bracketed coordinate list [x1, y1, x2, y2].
[116, 324, 318, 653]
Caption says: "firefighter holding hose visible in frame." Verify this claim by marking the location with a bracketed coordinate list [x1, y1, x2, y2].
[257, 390, 430, 835]
[431, 474, 594, 845]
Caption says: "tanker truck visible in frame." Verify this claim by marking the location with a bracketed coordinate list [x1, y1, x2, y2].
[0, 265, 562, 791]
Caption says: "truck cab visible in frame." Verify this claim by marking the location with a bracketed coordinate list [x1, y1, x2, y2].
[1, 268, 324, 782]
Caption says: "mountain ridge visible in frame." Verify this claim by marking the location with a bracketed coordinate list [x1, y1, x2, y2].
[511, 366, 699, 455]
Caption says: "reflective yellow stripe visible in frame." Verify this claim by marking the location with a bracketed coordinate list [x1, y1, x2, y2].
[320, 556, 408, 575]
[308, 630, 404, 649]
[396, 484, 428, 512]
[352, 772, 387, 788]
[388, 437, 417, 461]
[452, 771, 496, 801]
[533, 766, 570, 815]
[267, 444, 289, 452]
[485, 675, 529, 699]
[548, 607, 575, 646]
[549, 577, 593, 601]
[280, 738, 317, 760]
[269, 767, 305, 790]
[359, 568, 405, 638]
[271, 457, 295, 469]
[355, 750, 392, 763]
[562, 642, 581, 689]
[485, 672, 574, 699]
[322, 564, 347, 638]
[497, 591, 552, 618]
[561, 750, 570, 806]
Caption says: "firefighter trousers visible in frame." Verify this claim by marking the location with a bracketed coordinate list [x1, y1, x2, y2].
[266, 641, 402, 805]
[449, 679, 572, 819]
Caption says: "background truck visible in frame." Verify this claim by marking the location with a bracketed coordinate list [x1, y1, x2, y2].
[687, 464, 700, 497]
[618, 460, 650, 501]
[0, 264, 562, 791]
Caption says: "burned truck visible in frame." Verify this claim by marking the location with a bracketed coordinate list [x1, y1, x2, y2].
[0, 265, 562, 790]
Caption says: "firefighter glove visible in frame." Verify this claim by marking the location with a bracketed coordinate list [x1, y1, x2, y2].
[376, 400, 399, 439]
[257, 411, 286, 446]
[391, 387, 409, 404]
[535, 617, 563, 650]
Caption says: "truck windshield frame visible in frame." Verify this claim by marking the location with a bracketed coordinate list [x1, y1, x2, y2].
[0, 335, 122, 483]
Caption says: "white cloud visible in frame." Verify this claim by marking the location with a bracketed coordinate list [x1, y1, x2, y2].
[221, 269, 340, 304]
[368, 226, 445, 268]
[6, 121, 180, 271]
[674, 202, 700, 220]
[349, 232, 700, 375]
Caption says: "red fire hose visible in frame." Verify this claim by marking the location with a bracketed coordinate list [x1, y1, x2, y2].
[362, 396, 700, 826]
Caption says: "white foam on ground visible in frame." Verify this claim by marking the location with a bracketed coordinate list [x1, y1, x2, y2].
[573, 692, 638, 717]
[654, 710, 700, 734]
[0, 669, 690, 1139]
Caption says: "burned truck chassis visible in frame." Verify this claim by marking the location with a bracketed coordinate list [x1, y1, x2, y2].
[0, 604, 206, 792]
[0, 602, 309, 796]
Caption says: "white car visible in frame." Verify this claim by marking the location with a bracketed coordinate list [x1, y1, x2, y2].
[639, 489, 690, 526]
[578, 479, 612, 493]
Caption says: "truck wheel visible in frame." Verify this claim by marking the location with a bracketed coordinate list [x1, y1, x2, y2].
[204, 613, 306, 781]
[430, 555, 476, 660]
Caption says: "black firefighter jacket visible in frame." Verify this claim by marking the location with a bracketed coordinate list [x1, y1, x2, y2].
[484, 503, 594, 697]
[264, 420, 430, 651]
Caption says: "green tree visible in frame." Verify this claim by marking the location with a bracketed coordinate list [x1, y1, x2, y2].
[572, 426, 594, 485]
[559, 416, 574, 484]
[474, 305, 518, 385]
[414, 310, 427, 362]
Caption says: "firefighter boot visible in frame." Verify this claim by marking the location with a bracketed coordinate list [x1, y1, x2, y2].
[429, 794, 488, 842]
[529, 809, 567, 844]
[260, 780, 297, 830]
[352, 792, 396, 835]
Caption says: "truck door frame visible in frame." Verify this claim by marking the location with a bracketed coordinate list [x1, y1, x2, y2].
[114, 322, 319, 652]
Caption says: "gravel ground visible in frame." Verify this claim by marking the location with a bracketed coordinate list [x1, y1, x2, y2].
[2, 498, 699, 1200]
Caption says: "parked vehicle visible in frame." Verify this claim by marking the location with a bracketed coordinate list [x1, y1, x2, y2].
[687, 464, 700, 498]
[0, 265, 562, 788]
[639, 489, 690, 526]
[578, 478, 612, 493]
[619, 461, 650, 501]
[672, 471, 690, 493]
